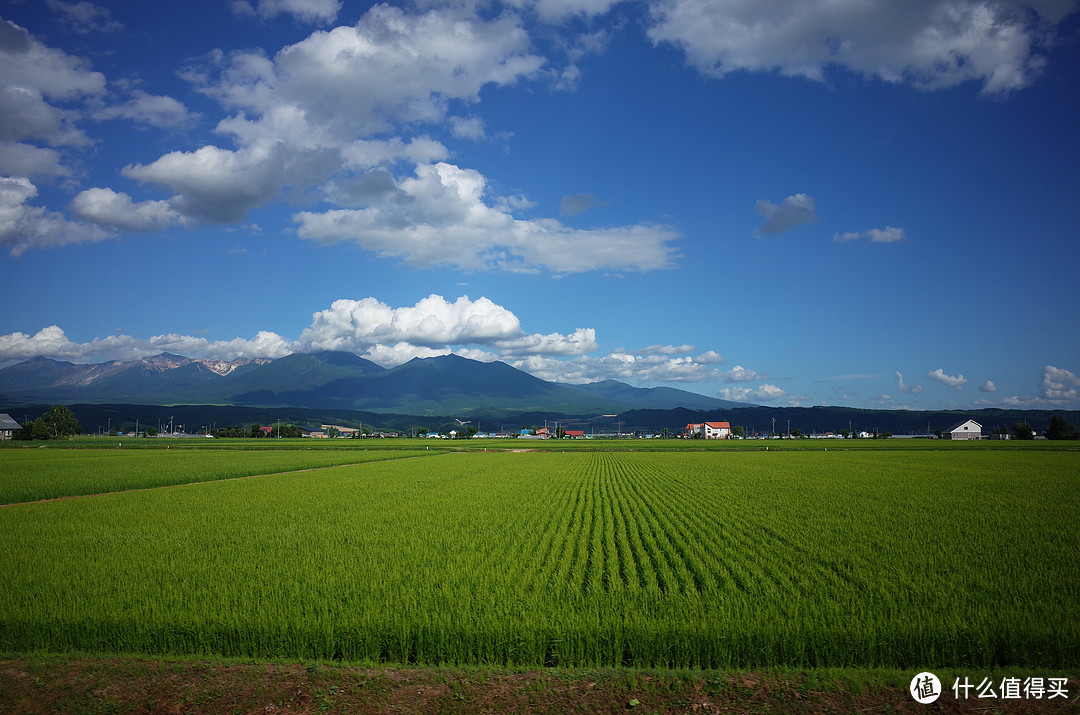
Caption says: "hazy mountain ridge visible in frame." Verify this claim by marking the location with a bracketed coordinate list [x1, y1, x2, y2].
[0, 351, 745, 417]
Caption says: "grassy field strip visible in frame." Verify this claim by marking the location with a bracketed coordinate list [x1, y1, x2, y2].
[0, 451, 447, 508]
[0, 448, 437, 504]
[0, 450, 1076, 670]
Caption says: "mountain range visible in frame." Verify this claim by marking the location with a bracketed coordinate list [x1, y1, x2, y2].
[0, 351, 747, 417]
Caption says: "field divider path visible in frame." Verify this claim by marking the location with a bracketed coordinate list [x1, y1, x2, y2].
[0, 451, 452, 509]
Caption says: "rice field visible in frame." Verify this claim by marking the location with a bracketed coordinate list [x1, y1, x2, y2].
[0, 447, 1076, 670]
[0, 446, 433, 504]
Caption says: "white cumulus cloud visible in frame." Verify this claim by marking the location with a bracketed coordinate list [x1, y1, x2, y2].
[754, 193, 817, 237]
[90, 90, 199, 128]
[45, 0, 123, 34]
[69, 188, 182, 232]
[647, 0, 1072, 96]
[0, 18, 106, 178]
[505, 350, 724, 385]
[0, 325, 293, 364]
[721, 365, 768, 382]
[717, 383, 789, 403]
[496, 328, 598, 356]
[231, 0, 342, 23]
[197, 5, 544, 143]
[834, 226, 906, 243]
[124, 143, 340, 224]
[1039, 365, 1080, 403]
[294, 162, 679, 273]
[0, 325, 84, 361]
[297, 295, 525, 354]
[0, 177, 113, 256]
[926, 367, 969, 389]
[896, 370, 923, 394]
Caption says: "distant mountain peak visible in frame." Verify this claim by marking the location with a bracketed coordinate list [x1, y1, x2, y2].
[0, 351, 743, 415]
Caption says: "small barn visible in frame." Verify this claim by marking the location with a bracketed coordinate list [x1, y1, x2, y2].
[945, 419, 982, 440]
[0, 414, 21, 440]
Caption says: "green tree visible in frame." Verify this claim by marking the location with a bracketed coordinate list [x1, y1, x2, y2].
[30, 419, 51, 441]
[1012, 422, 1035, 440]
[40, 405, 80, 439]
[270, 424, 303, 438]
[1045, 415, 1077, 440]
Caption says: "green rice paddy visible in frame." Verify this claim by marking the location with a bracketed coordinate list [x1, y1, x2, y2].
[1, 444, 1076, 670]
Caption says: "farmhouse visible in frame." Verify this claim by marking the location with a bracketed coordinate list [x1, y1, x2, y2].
[685, 421, 732, 439]
[565, 430, 585, 439]
[0, 413, 21, 440]
[321, 424, 360, 436]
[944, 419, 982, 440]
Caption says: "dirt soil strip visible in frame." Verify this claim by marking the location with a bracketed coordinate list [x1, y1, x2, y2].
[1, 658, 1077, 715]
[0, 452, 449, 509]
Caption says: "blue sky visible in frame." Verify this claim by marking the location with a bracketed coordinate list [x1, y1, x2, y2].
[2, 0, 1079, 410]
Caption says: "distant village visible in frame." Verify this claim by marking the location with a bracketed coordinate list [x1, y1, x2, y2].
[3, 413, 1046, 441]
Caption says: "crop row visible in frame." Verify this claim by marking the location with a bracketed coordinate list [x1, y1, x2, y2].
[0, 450, 1076, 669]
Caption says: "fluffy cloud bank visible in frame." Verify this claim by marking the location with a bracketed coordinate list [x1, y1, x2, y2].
[0, 325, 293, 364]
[46, 4, 679, 273]
[5, 0, 1076, 261]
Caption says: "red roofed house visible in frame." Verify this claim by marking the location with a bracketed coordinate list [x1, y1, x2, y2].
[685, 421, 732, 439]
[565, 430, 585, 439]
